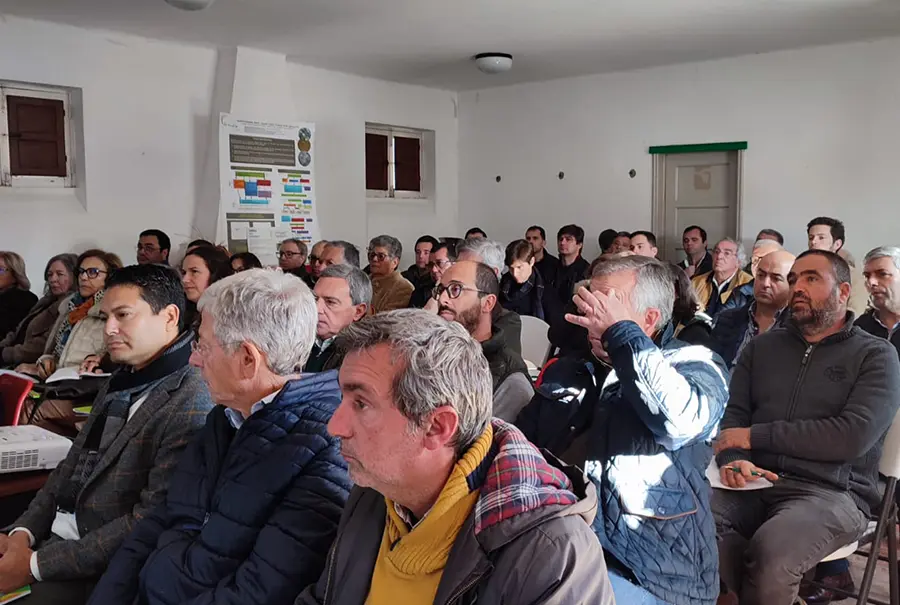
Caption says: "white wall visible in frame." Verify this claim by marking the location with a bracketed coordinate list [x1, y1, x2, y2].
[286, 63, 459, 266]
[0, 17, 217, 290]
[458, 37, 900, 262]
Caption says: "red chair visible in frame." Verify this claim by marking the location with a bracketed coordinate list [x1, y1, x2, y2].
[0, 372, 35, 426]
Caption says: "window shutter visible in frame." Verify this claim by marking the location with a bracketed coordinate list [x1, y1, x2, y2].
[365, 133, 389, 191]
[7, 96, 67, 177]
[394, 136, 421, 192]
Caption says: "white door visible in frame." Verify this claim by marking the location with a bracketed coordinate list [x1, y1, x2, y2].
[656, 151, 739, 263]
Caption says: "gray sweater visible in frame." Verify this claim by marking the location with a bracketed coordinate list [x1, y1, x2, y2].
[718, 314, 900, 515]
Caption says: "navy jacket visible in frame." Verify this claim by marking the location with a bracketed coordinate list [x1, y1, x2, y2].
[522, 322, 728, 605]
[89, 372, 351, 605]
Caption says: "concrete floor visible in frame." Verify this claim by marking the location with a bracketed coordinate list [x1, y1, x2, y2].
[848, 552, 892, 603]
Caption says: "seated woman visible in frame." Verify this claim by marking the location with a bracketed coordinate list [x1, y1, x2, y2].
[499, 239, 554, 321]
[181, 245, 234, 329]
[668, 263, 714, 347]
[0, 253, 77, 366]
[0, 251, 39, 338]
[230, 251, 262, 273]
[17, 249, 123, 434]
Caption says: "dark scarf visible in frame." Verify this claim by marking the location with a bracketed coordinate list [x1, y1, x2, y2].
[500, 270, 545, 320]
[56, 330, 194, 513]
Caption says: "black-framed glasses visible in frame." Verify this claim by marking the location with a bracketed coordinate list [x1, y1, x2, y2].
[136, 244, 159, 252]
[309, 255, 320, 264]
[277, 251, 303, 259]
[432, 282, 490, 300]
[77, 267, 107, 279]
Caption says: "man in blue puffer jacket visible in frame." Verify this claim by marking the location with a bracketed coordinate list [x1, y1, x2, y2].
[89, 269, 351, 605]
[563, 255, 729, 605]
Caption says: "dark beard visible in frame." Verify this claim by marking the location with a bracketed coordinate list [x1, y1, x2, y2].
[792, 291, 843, 333]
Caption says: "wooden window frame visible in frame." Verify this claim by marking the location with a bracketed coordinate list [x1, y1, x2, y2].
[365, 124, 428, 200]
[0, 83, 74, 189]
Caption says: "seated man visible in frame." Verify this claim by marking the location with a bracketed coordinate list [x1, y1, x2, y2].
[89, 269, 352, 605]
[410, 241, 456, 309]
[401, 235, 438, 289]
[436, 261, 533, 421]
[714, 249, 900, 605]
[560, 255, 728, 605]
[304, 264, 371, 372]
[314, 239, 361, 270]
[711, 249, 794, 368]
[297, 309, 614, 604]
[722, 238, 784, 313]
[367, 235, 414, 313]
[456, 238, 523, 354]
[136, 229, 171, 265]
[691, 237, 753, 318]
[0, 264, 213, 604]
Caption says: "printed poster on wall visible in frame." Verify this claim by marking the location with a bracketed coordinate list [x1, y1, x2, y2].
[218, 113, 321, 266]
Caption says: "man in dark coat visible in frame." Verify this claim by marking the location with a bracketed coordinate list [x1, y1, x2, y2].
[88, 269, 351, 605]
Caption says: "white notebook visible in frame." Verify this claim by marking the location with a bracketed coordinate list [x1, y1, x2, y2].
[706, 459, 773, 491]
[45, 367, 111, 384]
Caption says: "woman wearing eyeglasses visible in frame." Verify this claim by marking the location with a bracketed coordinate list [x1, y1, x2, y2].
[0, 251, 39, 340]
[16, 249, 122, 381]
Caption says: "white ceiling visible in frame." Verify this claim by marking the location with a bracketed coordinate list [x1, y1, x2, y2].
[3, 0, 900, 90]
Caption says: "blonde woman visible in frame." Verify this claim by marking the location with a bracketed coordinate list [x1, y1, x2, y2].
[0, 251, 38, 339]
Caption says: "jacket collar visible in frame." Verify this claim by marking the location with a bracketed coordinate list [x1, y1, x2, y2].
[786, 310, 857, 345]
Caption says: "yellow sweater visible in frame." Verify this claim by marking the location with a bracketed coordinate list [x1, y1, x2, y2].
[365, 425, 493, 605]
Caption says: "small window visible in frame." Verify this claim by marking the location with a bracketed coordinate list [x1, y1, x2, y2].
[1, 83, 74, 188]
[365, 124, 430, 200]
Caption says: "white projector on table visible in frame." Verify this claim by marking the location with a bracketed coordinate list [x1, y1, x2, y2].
[0, 425, 71, 474]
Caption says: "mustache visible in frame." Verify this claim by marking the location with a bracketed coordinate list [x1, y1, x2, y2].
[791, 294, 810, 304]
[438, 305, 455, 316]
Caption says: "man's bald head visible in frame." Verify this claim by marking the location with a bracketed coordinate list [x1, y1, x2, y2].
[749, 240, 784, 278]
[754, 249, 796, 309]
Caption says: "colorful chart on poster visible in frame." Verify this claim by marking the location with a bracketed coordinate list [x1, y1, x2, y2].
[218, 114, 321, 265]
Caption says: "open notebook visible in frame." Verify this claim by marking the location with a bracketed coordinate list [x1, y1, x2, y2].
[706, 459, 773, 491]
[45, 367, 111, 384]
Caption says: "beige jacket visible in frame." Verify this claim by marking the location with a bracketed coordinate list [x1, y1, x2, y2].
[370, 271, 414, 315]
[40, 293, 107, 369]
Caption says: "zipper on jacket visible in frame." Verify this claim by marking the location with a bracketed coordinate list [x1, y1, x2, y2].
[323, 538, 339, 605]
[779, 344, 814, 472]
[447, 569, 489, 605]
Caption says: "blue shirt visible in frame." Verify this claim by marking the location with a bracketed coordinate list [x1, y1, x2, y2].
[224, 390, 280, 430]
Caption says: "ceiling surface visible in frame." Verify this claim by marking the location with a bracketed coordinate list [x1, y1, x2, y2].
[3, 0, 900, 90]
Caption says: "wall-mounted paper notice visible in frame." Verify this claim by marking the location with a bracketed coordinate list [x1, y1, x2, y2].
[230, 222, 250, 240]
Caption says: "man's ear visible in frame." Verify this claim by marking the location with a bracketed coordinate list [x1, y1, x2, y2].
[237, 341, 262, 379]
[421, 405, 460, 452]
[643, 308, 662, 336]
[165, 304, 180, 332]
[482, 294, 497, 314]
[839, 281, 852, 305]
[353, 303, 368, 322]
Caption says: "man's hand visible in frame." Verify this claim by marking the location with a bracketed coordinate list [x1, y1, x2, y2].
[714, 428, 752, 454]
[719, 460, 779, 489]
[13, 363, 39, 378]
[0, 540, 34, 594]
[565, 287, 634, 358]
[79, 355, 102, 374]
[36, 357, 56, 381]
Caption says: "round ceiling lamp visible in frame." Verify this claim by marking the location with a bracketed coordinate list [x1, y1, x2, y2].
[164, 0, 216, 11]
[474, 53, 513, 75]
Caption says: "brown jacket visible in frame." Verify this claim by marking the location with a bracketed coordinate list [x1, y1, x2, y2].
[370, 271, 414, 314]
[295, 451, 614, 605]
[0, 294, 64, 365]
[691, 270, 753, 314]
[12, 365, 213, 581]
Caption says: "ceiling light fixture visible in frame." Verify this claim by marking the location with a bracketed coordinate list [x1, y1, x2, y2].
[474, 53, 513, 75]
[164, 0, 216, 11]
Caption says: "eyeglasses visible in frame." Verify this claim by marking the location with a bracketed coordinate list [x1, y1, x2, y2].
[713, 248, 737, 258]
[428, 259, 454, 271]
[432, 282, 490, 300]
[367, 252, 390, 262]
[77, 268, 107, 279]
[309, 255, 319, 264]
[277, 251, 303, 259]
[190, 340, 214, 358]
[136, 244, 160, 252]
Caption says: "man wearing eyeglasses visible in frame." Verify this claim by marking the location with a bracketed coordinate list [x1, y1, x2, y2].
[691, 237, 753, 319]
[136, 230, 171, 265]
[409, 241, 455, 309]
[435, 260, 533, 421]
[367, 235, 414, 314]
[278, 239, 309, 278]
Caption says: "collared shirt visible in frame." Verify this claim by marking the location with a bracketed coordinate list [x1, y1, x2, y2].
[315, 337, 335, 355]
[224, 390, 281, 430]
[872, 310, 900, 339]
[712, 271, 738, 295]
[733, 302, 784, 366]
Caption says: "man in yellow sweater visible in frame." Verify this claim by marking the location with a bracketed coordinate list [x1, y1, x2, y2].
[295, 309, 614, 605]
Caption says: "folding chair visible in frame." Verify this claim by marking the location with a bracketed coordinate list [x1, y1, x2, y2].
[0, 372, 35, 426]
[806, 409, 900, 605]
[519, 315, 552, 368]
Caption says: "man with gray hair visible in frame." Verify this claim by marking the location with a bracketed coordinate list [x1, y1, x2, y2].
[691, 237, 753, 318]
[367, 235, 414, 314]
[305, 264, 371, 373]
[296, 309, 614, 605]
[314, 240, 361, 271]
[89, 270, 351, 605]
[456, 238, 523, 354]
[527, 255, 729, 604]
[857, 245, 900, 354]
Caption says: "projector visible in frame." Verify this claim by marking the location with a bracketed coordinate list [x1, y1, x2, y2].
[0, 425, 71, 474]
